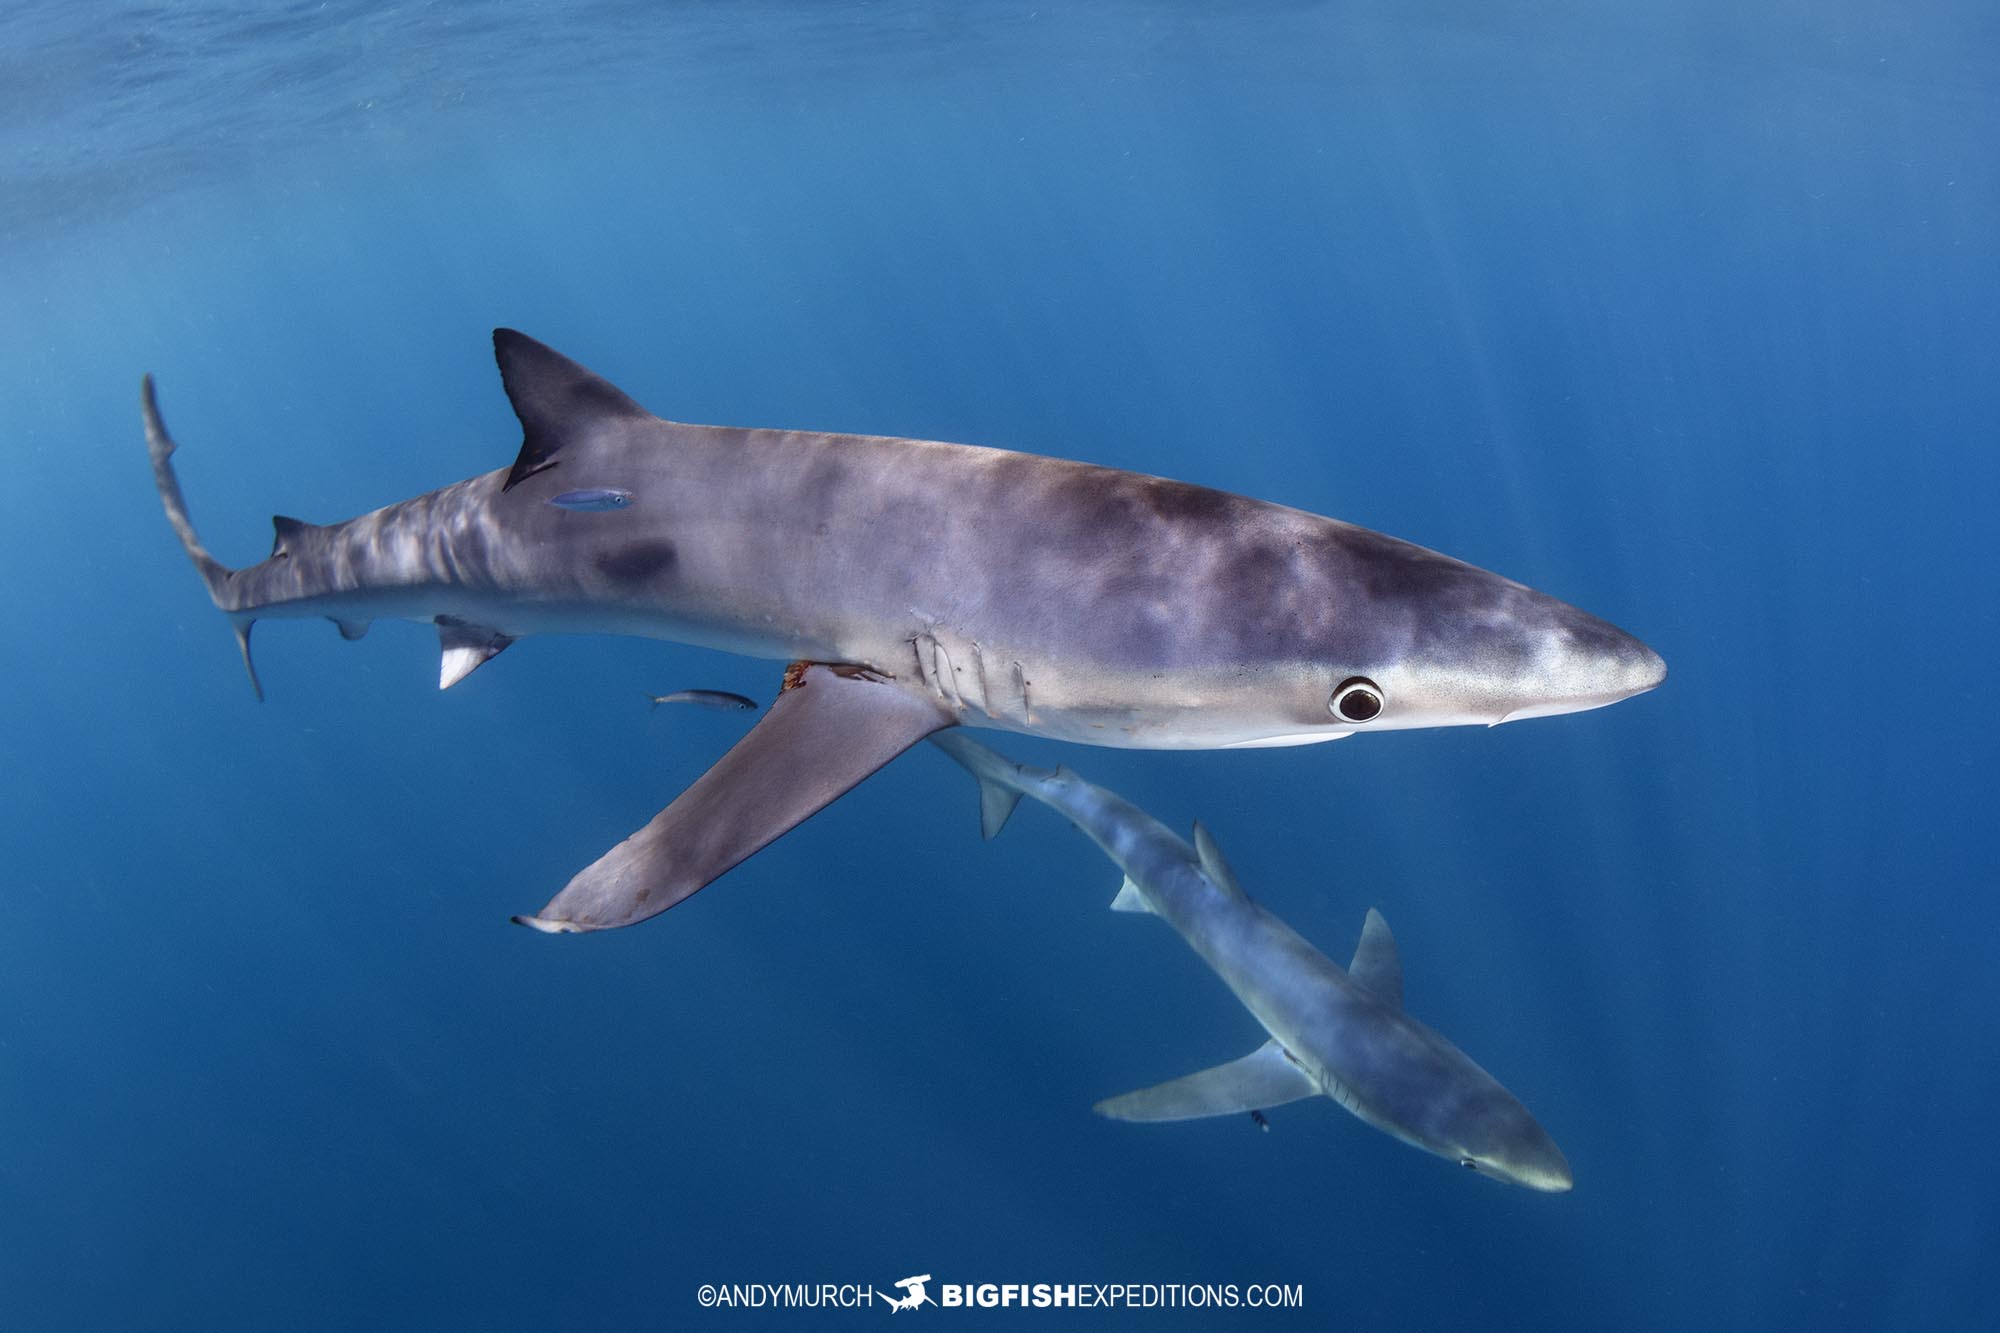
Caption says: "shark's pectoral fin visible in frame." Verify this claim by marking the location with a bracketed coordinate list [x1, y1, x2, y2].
[1347, 908, 1403, 1009]
[435, 616, 516, 690]
[1094, 1039, 1319, 1123]
[514, 663, 954, 933]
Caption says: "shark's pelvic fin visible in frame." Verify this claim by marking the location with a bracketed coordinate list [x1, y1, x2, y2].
[1347, 908, 1403, 1009]
[332, 618, 371, 642]
[1109, 877, 1152, 913]
[1191, 821, 1247, 902]
[514, 663, 955, 933]
[435, 616, 516, 690]
[1093, 1038, 1318, 1122]
[976, 778, 1024, 840]
[493, 328, 651, 491]
[927, 730, 1048, 839]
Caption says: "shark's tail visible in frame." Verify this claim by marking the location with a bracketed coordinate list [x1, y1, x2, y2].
[927, 730, 1059, 839]
[143, 376, 262, 700]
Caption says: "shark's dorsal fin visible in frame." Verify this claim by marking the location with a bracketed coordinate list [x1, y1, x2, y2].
[1347, 908, 1403, 1009]
[1191, 822, 1247, 901]
[331, 618, 370, 641]
[435, 615, 516, 689]
[493, 329, 650, 491]
[270, 514, 320, 558]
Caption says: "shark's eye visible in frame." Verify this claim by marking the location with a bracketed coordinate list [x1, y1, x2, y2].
[1460, 1158, 1479, 1171]
[1330, 677, 1383, 723]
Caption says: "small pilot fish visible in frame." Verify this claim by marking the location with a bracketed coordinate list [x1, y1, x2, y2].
[645, 689, 759, 712]
[547, 488, 633, 512]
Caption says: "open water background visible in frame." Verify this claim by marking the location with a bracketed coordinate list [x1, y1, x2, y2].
[1, 3, 1995, 1328]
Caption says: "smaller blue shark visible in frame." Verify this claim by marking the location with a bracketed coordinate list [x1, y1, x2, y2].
[932, 732, 1573, 1191]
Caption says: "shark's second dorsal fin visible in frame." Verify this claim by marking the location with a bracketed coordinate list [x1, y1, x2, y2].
[270, 514, 320, 558]
[493, 329, 650, 491]
[1348, 908, 1404, 1009]
[1191, 822, 1247, 901]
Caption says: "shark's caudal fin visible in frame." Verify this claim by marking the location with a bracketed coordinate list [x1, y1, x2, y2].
[142, 376, 263, 700]
[514, 664, 954, 933]
[1347, 908, 1403, 1008]
[1094, 1038, 1318, 1122]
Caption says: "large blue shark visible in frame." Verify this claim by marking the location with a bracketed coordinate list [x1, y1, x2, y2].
[932, 731, 1572, 1191]
[144, 330, 1663, 932]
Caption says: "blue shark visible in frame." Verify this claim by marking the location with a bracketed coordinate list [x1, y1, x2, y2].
[932, 731, 1573, 1191]
[144, 330, 1662, 932]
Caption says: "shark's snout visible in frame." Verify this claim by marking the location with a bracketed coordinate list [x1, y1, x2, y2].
[1507, 1138, 1574, 1193]
[1495, 609, 1666, 725]
[1474, 1144, 1573, 1193]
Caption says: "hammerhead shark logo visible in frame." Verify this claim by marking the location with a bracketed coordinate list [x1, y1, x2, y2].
[878, 1274, 934, 1312]
[142, 330, 1663, 933]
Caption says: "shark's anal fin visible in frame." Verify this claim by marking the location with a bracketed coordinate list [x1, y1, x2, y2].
[1347, 907, 1404, 1009]
[435, 616, 515, 690]
[1094, 1038, 1318, 1122]
[514, 663, 955, 933]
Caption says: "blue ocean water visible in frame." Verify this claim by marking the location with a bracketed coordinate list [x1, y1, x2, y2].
[2, 2, 1995, 1328]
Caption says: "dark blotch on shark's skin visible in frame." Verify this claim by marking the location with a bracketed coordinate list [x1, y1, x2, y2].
[597, 539, 677, 583]
[1135, 474, 1241, 526]
[1038, 464, 1257, 545]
